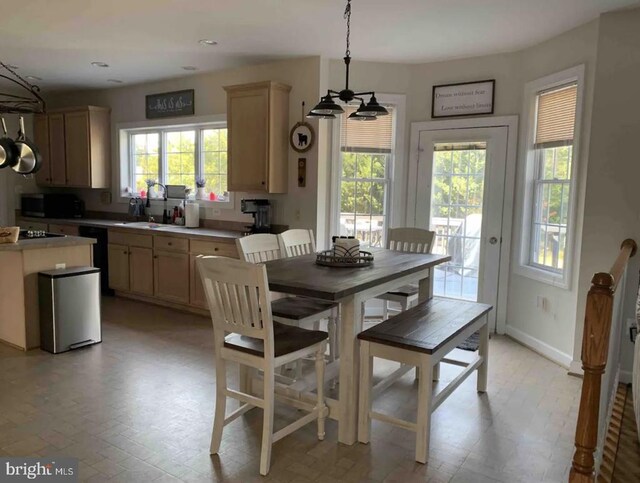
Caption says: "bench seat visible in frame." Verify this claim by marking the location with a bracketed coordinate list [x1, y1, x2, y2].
[357, 296, 492, 465]
[358, 297, 492, 354]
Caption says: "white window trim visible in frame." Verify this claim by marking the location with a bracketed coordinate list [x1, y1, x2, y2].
[116, 114, 234, 209]
[328, 94, 406, 247]
[514, 65, 585, 289]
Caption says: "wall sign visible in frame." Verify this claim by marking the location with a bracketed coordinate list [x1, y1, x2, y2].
[146, 89, 195, 119]
[432, 80, 495, 118]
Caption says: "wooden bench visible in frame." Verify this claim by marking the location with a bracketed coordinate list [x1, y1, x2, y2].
[357, 296, 492, 463]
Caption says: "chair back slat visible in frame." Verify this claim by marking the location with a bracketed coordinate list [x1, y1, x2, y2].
[197, 256, 273, 341]
[236, 234, 283, 263]
[279, 229, 316, 258]
[387, 228, 435, 254]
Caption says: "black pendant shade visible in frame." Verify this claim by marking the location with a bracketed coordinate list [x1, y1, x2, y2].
[307, 0, 387, 122]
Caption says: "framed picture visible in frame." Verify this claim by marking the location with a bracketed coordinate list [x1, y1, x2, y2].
[289, 121, 315, 153]
[146, 89, 195, 119]
[432, 80, 495, 118]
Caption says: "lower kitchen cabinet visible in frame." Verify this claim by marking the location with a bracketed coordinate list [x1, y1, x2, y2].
[129, 247, 154, 295]
[108, 243, 130, 291]
[48, 223, 80, 236]
[154, 250, 190, 304]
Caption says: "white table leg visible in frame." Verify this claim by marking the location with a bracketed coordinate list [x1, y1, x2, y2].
[477, 314, 489, 393]
[338, 294, 362, 445]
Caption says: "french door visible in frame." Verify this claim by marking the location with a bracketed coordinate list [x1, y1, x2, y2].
[413, 126, 508, 328]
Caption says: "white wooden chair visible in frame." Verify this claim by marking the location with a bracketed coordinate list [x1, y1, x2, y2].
[237, 233, 339, 375]
[277, 229, 339, 361]
[197, 256, 327, 476]
[376, 228, 436, 319]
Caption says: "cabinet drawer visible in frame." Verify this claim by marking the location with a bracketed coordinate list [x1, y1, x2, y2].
[48, 223, 80, 236]
[190, 239, 238, 258]
[154, 235, 188, 252]
[108, 230, 153, 248]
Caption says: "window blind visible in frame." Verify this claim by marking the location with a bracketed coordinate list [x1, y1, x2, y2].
[534, 83, 577, 148]
[340, 105, 394, 153]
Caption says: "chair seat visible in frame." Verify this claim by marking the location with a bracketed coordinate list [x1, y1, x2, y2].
[271, 297, 338, 320]
[224, 322, 327, 357]
[383, 284, 419, 298]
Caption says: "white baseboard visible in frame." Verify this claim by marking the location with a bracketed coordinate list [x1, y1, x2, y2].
[505, 325, 573, 369]
[569, 360, 584, 377]
[620, 370, 632, 384]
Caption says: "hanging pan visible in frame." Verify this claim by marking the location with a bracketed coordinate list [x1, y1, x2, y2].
[0, 117, 19, 169]
[12, 116, 41, 175]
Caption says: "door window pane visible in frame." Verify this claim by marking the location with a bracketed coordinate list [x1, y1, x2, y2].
[430, 143, 486, 301]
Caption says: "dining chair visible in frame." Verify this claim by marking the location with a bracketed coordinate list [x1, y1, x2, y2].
[278, 229, 339, 362]
[197, 256, 327, 476]
[237, 233, 339, 376]
[375, 228, 436, 319]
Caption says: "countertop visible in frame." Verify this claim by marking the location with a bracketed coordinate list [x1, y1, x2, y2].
[0, 235, 96, 252]
[19, 216, 245, 242]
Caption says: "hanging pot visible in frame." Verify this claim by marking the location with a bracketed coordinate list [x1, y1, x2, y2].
[12, 116, 42, 175]
[0, 117, 19, 169]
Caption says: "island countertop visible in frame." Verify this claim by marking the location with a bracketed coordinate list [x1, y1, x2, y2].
[0, 235, 96, 252]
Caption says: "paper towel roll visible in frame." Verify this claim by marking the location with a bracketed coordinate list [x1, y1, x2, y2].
[185, 202, 200, 228]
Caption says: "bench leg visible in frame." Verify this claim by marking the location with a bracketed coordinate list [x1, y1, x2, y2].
[358, 340, 373, 444]
[477, 315, 489, 393]
[415, 355, 433, 464]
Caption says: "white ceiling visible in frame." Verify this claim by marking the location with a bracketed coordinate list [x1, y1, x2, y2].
[0, 0, 637, 91]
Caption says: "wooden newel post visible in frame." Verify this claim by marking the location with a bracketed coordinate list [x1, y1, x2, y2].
[569, 273, 614, 483]
[569, 238, 637, 482]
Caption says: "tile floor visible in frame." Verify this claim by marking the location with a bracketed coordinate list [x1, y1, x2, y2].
[0, 296, 581, 482]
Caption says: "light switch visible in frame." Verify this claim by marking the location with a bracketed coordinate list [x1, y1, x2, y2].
[297, 158, 306, 187]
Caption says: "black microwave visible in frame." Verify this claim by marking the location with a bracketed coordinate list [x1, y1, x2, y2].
[21, 193, 85, 219]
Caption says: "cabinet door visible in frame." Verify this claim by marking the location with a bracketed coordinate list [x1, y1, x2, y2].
[33, 114, 51, 186]
[64, 111, 91, 187]
[48, 113, 67, 186]
[154, 250, 189, 304]
[108, 244, 130, 291]
[227, 88, 268, 192]
[129, 247, 154, 296]
[17, 220, 48, 232]
[190, 254, 207, 308]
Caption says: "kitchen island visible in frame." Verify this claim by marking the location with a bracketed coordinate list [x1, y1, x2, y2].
[0, 235, 95, 350]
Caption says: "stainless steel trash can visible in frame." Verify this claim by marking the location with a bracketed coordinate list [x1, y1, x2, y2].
[39, 266, 102, 354]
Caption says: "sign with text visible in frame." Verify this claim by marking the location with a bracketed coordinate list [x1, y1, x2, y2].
[0, 457, 77, 482]
[432, 80, 495, 118]
[146, 89, 195, 119]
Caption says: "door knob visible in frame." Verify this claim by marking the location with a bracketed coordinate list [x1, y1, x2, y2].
[489, 237, 498, 245]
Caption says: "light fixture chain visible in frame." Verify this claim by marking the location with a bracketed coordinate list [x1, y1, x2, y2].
[344, 0, 351, 58]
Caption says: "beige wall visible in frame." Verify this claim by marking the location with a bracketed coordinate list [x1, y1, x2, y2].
[506, 21, 599, 364]
[45, 56, 324, 231]
[575, 8, 640, 375]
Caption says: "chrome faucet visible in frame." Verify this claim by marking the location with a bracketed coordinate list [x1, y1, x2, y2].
[145, 182, 169, 223]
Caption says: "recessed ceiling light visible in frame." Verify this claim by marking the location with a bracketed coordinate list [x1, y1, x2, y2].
[182, 66, 198, 71]
[26, 75, 42, 81]
[107, 79, 124, 84]
[91, 61, 109, 68]
[198, 39, 218, 46]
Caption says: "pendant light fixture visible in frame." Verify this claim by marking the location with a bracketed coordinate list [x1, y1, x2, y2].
[307, 0, 388, 120]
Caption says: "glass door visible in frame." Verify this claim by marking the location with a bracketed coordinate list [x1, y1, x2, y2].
[415, 127, 508, 325]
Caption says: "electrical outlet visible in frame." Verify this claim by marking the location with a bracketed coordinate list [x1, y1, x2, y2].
[211, 209, 221, 216]
[55, 263, 66, 269]
[295, 209, 301, 221]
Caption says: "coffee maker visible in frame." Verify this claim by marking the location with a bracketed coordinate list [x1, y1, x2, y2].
[241, 199, 271, 233]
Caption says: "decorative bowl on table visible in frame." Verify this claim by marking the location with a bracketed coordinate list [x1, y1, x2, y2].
[316, 236, 374, 267]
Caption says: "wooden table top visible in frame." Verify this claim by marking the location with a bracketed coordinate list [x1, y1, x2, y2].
[358, 297, 492, 354]
[264, 248, 450, 301]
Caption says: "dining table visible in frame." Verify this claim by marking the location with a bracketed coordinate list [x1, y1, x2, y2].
[263, 247, 450, 445]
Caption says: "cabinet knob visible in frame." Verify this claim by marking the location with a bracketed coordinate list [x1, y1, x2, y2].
[261, 181, 265, 185]
[168, 242, 172, 246]
[123, 251, 128, 254]
[154, 255, 158, 259]
[214, 248, 219, 251]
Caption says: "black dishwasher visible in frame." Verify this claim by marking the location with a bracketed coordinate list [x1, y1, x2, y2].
[78, 225, 113, 296]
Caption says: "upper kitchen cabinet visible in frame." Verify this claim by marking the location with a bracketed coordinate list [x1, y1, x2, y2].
[33, 106, 111, 188]
[224, 81, 291, 193]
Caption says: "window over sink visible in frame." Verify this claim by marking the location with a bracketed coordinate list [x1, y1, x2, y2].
[118, 115, 231, 207]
